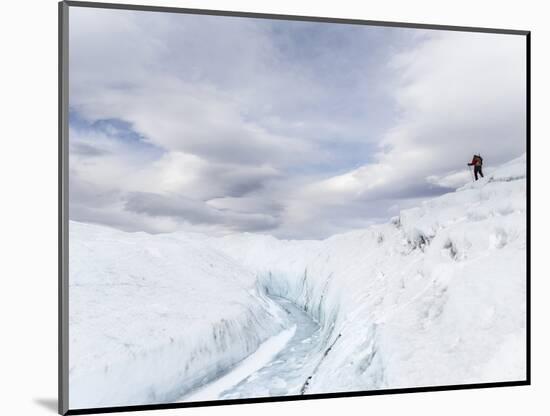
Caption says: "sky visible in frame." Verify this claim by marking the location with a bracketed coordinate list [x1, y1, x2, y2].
[68, 6, 526, 239]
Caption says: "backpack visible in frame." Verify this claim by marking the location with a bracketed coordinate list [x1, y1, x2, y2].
[472, 155, 483, 166]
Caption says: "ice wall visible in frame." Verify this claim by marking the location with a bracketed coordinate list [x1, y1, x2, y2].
[69, 223, 290, 408]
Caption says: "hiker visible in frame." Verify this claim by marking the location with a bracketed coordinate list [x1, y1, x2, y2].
[467, 154, 484, 180]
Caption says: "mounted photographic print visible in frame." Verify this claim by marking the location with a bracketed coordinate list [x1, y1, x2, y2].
[59, 1, 530, 414]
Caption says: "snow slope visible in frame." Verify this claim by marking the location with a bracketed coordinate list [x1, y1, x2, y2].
[69, 154, 527, 408]
[68, 223, 290, 408]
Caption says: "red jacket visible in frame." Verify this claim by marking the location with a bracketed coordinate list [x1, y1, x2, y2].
[468, 156, 482, 167]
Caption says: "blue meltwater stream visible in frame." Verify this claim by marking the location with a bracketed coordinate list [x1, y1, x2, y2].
[181, 296, 322, 401]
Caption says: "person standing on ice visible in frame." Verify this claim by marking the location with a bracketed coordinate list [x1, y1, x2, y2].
[468, 154, 484, 180]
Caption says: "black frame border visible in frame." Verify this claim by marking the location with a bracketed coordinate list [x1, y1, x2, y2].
[59, 1, 531, 415]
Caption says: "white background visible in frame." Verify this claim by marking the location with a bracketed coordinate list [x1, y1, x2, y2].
[0, 0, 547, 415]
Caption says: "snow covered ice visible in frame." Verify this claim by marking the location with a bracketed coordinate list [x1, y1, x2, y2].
[69, 225, 291, 408]
[69, 155, 527, 409]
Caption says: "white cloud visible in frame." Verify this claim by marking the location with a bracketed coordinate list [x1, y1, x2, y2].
[291, 31, 526, 205]
[68, 7, 526, 239]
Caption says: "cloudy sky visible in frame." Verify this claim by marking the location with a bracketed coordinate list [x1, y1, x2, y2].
[68, 6, 526, 239]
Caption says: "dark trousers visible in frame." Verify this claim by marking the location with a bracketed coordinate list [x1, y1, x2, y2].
[474, 165, 483, 180]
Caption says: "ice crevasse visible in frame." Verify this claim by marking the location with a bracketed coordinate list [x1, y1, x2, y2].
[69, 154, 527, 408]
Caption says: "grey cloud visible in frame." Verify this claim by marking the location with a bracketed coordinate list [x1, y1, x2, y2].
[359, 181, 456, 202]
[70, 142, 109, 157]
[207, 196, 284, 216]
[203, 163, 280, 198]
[224, 180, 264, 198]
[69, 169, 120, 207]
[70, 203, 171, 234]
[124, 192, 280, 232]
[125, 192, 219, 223]
[68, 172, 179, 234]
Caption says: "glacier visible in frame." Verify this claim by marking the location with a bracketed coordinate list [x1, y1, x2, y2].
[68, 154, 527, 409]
